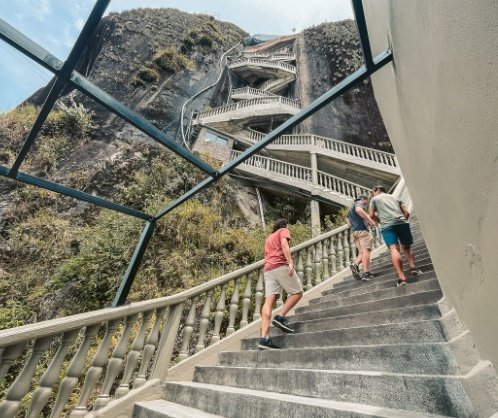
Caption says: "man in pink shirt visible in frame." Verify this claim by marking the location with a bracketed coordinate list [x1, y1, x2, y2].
[259, 219, 303, 350]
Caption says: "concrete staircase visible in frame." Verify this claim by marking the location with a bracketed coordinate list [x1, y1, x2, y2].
[133, 217, 497, 417]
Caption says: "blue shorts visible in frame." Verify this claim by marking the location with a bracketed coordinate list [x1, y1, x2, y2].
[381, 223, 413, 247]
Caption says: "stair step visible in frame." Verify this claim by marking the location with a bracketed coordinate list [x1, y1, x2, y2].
[326, 263, 435, 294]
[306, 277, 441, 310]
[220, 342, 459, 375]
[133, 400, 223, 418]
[192, 366, 473, 416]
[292, 289, 443, 322]
[315, 270, 437, 302]
[163, 381, 452, 418]
[271, 303, 443, 335]
[242, 317, 449, 350]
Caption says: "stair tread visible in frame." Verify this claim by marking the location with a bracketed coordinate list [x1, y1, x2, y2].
[134, 399, 223, 418]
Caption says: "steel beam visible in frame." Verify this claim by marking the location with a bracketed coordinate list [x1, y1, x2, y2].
[352, 0, 374, 70]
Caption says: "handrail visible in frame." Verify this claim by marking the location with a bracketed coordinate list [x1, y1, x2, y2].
[231, 87, 278, 98]
[258, 76, 295, 92]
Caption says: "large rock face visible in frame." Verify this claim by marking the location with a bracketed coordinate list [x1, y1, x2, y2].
[296, 20, 391, 151]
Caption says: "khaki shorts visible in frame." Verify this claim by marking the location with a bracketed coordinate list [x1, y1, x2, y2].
[352, 230, 373, 252]
[264, 265, 303, 295]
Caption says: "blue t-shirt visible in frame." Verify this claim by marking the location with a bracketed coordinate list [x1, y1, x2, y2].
[347, 201, 368, 232]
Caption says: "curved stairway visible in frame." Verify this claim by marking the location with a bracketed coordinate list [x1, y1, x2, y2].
[133, 216, 498, 417]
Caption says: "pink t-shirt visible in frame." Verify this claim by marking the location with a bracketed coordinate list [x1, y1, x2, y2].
[264, 227, 291, 272]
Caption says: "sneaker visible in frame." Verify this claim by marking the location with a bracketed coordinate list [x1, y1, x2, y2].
[397, 279, 407, 287]
[258, 337, 280, 350]
[410, 267, 421, 275]
[350, 263, 362, 280]
[272, 315, 295, 333]
[361, 272, 373, 281]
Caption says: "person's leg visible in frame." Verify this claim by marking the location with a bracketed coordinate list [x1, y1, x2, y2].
[389, 244, 405, 278]
[355, 251, 363, 267]
[402, 245, 415, 269]
[362, 248, 371, 272]
[279, 291, 303, 317]
[261, 293, 279, 338]
[398, 224, 416, 271]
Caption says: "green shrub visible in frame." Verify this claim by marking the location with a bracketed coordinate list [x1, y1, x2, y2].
[137, 67, 159, 83]
[198, 34, 213, 48]
[188, 29, 199, 40]
[132, 77, 146, 88]
[182, 35, 195, 51]
[154, 49, 193, 73]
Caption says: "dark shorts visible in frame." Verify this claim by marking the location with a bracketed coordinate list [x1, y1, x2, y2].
[381, 223, 413, 247]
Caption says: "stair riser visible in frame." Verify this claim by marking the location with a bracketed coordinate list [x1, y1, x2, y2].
[220, 343, 459, 375]
[275, 303, 442, 334]
[306, 278, 441, 310]
[242, 318, 448, 349]
[192, 368, 474, 417]
[291, 289, 443, 322]
[362, 254, 432, 274]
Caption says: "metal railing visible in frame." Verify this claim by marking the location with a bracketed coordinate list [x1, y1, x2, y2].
[231, 87, 278, 99]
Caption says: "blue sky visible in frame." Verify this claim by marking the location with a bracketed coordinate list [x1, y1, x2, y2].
[0, 0, 354, 111]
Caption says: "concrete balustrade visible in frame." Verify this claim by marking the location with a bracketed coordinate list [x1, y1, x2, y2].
[0, 221, 374, 417]
[240, 130, 398, 169]
[229, 57, 297, 74]
[257, 76, 296, 92]
[193, 96, 301, 123]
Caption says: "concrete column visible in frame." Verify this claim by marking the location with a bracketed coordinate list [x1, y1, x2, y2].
[310, 151, 320, 236]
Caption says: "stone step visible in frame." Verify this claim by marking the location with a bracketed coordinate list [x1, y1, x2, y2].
[133, 400, 223, 418]
[308, 277, 440, 313]
[191, 367, 474, 417]
[162, 381, 452, 418]
[300, 278, 441, 314]
[316, 269, 437, 302]
[291, 289, 443, 323]
[242, 316, 449, 350]
[220, 341, 460, 375]
[271, 303, 444, 335]
[327, 262, 435, 294]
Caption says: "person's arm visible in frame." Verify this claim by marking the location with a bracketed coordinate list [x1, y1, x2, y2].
[369, 207, 380, 224]
[356, 206, 375, 227]
[280, 237, 295, 276]
[400, 204, 410, 220]
[347, 218, 352, 228]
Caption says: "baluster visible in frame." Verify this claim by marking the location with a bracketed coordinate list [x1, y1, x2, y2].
[306, 247, 313, 290]
[0, 342, 26, 386]
[297, 250, 304, 285]
[50, 323, 101, 418]
[344, 231, 351, 267]
[115, 310, 154, 398]
[329, 236, 337, 275]
[0, 336, 53, 418]
[337, 232, 345, 270]
[195, 289, 214, 353]
[29, 330, 79, 418]
[359, 147, 364, 158]
[178, 296, 199, 361]
[93, 314, 138, 411]
[240, 274, 253, 328]
[350, 230, 357, 260]
[134, 307, 167, 388]
[226, 278, 241, 336]
[314, 243, 322, 285]
[322, 239, 329, 279]
[68, 319, 119, 418]
[253, 270, 264, 321]
[211, 283, 228, 343]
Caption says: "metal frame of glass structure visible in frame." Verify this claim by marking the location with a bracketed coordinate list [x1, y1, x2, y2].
[0, 0, 393, 307]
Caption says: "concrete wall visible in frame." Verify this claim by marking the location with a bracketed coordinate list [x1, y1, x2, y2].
[192, 128, 233, 163]
[363, 0, 498, 369]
